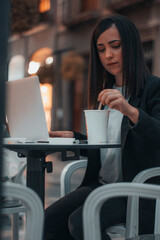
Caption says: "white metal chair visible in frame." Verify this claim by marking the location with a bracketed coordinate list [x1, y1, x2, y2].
[0, 163, 27, 240]
[1, 182, 44, 240]
[60, 159, 126, 238]
[60, 159, 87, 197]
[60, 162, 160, 239]
[83, 182, 160, 240]
[106, 167, 160, 238]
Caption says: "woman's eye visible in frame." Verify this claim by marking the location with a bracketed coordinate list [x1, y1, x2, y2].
[98, 48, 105, 53]
[112, 45, 121, 49]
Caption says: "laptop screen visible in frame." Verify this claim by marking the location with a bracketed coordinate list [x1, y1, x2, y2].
[5, 76, 49, 141]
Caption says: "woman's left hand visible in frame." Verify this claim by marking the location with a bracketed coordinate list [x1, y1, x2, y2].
[98, 89, 139, 124]
[49, 131, 74, 138]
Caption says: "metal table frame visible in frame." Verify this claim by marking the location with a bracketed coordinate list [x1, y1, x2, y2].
[3, 143, 121, 206]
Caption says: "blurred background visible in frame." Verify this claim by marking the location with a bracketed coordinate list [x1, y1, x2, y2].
[8, 0, 160, 134]
[1, 1, 160, 238]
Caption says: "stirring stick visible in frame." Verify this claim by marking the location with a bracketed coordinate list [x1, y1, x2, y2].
[98, 102, 102, 110]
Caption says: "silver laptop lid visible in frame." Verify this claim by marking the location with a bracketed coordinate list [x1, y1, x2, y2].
[5, 76, 49, 141]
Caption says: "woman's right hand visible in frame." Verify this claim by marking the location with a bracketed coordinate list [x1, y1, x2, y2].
[98, 89, 139, 124]
[49, 131, 74, 138]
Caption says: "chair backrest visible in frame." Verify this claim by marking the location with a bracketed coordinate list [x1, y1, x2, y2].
[83, 182, 160, 240]
[60, 159, 87, 197]
[1, 182, 44, 240]
[126, 167, 160, 238]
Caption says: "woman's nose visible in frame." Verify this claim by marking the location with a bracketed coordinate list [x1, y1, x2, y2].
[105, 49, 113, 59]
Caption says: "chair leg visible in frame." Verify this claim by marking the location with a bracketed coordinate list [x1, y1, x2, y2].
[12, 213, 19, 240]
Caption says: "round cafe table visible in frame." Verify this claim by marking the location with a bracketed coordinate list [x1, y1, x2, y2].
[3, 141, 121, 206]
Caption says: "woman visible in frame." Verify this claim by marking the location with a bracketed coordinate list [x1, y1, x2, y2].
[45, 14, 160, 240]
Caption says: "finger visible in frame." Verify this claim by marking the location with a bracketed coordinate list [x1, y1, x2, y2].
[98, 92, 112, 105]
[49, 131, 62, 137]
[60, 131, 74, 138]
[54, 131, 74, 138]
[107, 98, 124, 111]
[98, 89, 119, 101]
[100, 93, 122, 106]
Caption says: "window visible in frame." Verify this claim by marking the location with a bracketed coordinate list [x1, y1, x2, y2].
[39, 0, 51, 13]
[8, 55, 25, 81]
[81, 0, 98, 12]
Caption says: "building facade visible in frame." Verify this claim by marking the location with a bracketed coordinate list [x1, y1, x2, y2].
[8, 0, 160, 132]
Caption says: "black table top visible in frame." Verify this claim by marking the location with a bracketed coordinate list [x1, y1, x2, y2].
[3, 142, 121, 160]
[3, 142, 121, 150]
[3, 142, 121, 203]
[3, 143, 121, 160]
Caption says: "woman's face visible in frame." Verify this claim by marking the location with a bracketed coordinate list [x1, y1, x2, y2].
[97, 25, 123, 81]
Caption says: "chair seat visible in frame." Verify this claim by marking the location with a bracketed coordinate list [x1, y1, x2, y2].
[0, 199, 22, 208]
[127, 234, 160, 240]
[0, 199, 25, 214]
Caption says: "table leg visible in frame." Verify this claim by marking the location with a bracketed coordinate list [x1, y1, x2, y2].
[26, 154, 46, 206]
[80, 149, 101, 186]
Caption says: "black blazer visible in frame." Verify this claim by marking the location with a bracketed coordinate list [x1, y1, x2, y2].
[74, 74, 160, 186]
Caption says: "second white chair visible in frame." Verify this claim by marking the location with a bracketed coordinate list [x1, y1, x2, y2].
[60, 161, 160, 239]
[83, 182, 160, 240]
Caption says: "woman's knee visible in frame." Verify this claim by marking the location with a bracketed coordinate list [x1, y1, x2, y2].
[68, 206, 112, 240]
[68, 206, 83, 240]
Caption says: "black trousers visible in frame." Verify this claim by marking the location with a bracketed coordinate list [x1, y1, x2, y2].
[44, 181, 127, 240]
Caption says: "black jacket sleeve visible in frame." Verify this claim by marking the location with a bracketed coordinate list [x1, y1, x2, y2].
[74, 132, 87, 140]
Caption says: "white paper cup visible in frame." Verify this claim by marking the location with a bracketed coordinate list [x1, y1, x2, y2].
[84, 110, 110, 144]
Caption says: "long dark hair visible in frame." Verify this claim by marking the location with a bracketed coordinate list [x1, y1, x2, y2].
[88, 14, 149, 109]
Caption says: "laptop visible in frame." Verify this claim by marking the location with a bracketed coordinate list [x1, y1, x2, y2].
[5, 76, 49, 142]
